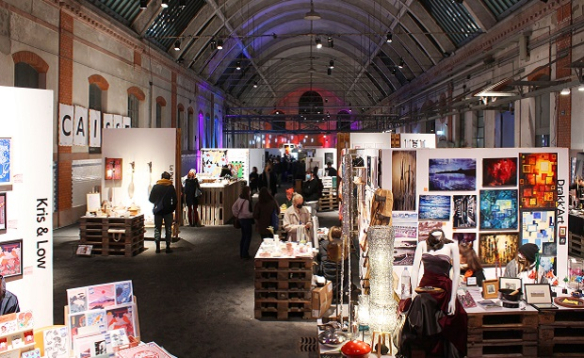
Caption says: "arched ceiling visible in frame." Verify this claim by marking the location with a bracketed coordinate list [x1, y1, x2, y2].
[85, 0, 528, 110]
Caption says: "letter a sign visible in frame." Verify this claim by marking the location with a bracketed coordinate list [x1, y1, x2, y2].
[74, 105, 88, 146]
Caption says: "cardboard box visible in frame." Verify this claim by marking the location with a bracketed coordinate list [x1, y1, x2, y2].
[312, 281, 333, 318]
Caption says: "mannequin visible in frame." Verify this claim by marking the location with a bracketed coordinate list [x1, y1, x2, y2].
[400, 229, 467, 358]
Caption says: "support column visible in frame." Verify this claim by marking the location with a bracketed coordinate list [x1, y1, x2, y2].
[171, 71, 177, 128]
[556, 2, 572, 148]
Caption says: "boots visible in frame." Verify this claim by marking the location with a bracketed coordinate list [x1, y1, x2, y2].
[155, 241, 161, 254]
[165, 241, 172, 253]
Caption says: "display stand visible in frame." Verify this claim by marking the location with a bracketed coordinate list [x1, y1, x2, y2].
[569, 213, 584, 259]
[538, 307, 584, 356]
[318, 187, 338, 212]
[0, 327, 35, 357]
[79, 215, 145, 256]
[199, 181, 243, 226]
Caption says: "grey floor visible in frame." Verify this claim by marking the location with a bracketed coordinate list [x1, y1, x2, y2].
[52, 200, 340, 357]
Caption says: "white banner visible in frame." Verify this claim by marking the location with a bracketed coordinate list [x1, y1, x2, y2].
[113, 115, 123, 129]
[103, 113, 113, 129]
[73, 105, 88, 146]
[89, 109, 101, 148]
[58, 103, 74, 147]
[123, 116, 132, 128]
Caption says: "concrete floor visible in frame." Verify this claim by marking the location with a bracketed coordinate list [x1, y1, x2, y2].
[52, 204, 340, 357]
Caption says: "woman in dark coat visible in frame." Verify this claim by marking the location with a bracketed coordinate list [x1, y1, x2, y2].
[184, 169, 203, 227]
[253, 187, 280, 239]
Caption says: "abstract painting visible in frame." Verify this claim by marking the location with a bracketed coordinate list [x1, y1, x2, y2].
[392, 151, 416, 211]
[453, 195, 477, 228]
[480, 190, 518, 230]
[521, 210, 555, 246]
[419, 195, 451, 221]
[0, 138, 10, 185]
[394, 225, 417, 266]
[479, 233, 520, 267]
[453, 233, 477, 245]
[429, 158, 476, 191]
[418, 221, 444, 242]
[483, 157, 518, 186]
[519, 152, 557, 209]
[0, 239, 21, 278]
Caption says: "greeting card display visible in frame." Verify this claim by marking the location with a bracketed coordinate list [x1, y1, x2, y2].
[43, 327, 69, 358]
[116, 342, 172, 358]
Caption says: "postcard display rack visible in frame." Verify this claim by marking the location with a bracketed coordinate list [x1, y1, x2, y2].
[78, 215, 145, 256]
[0, 311, 36, 357]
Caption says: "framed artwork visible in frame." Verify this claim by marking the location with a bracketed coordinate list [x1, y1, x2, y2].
[519, 152, 557, 209]
[366, 156, 371, 187]
[480, 189, 518, 230]
[559, 226, 567, 237]
[392, 151, 416, 211]
[524, 284, 553, 304]
[483, 157, 518, 187]
[419, 195, 451, 221]
[542, 242, 557, 256]
[0, 138, 11, 189]
[394, 225, 417, 266]
[324, 153, 333, 166]
[482, 279, 499, 299]
[104, 158, 123, 181]
[0, 193, 5, 233]
[371, 156, 379, 188]
[76, 245, 93, 257]
[453, 233, 476, 245]
[428, 158, 476, 191]
[0, 239, 22, 278]
[418, 221, 444, 242]
[478, 233, 520, 267]
[521, 210, 555, 246]
[453, 195, 477, 228]
[499, 277, 522, 291]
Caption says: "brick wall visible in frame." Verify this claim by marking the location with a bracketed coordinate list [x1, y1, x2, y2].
[556, 3, 572, 148]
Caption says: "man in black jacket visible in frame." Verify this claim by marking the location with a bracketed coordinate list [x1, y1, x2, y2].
[258, 164, 278, 197]
[149, 171, 177, 253]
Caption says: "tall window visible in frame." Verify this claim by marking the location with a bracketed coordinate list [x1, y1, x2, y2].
[535, 94, 550, 147]
[15, 63, 40, 89]
[178, 106, 187, 151]
[156, 103, 162, 128]
[474, 110, 485, 148]
[205, 113, 212, 147]
[128, 94, 140, 128]
[89, 84, 102, 111]
[188, 110, 194, 151]
[88, 75, 108, 112]
[13, 51, 48, 89]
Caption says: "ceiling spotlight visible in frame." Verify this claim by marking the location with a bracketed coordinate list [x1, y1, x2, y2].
[579, 84, 584, 92]
[398, 58, 404, 69]
[217, 39, 223, 50]
[253, 82, 258, 88]
[304, 0, 321, 20]
[179, 0, 186, 8]
[560, 88, 570, 95]
[329, 60, 334, 69]
[328, 37, 334, 48]
[174, 40, 181, 51]
[236, 61, 241, 70]
[140, 0, 148, 9]
[386, 33, 393, 43]
[315, 38, 322, 49]
[161, 0, 169, 8]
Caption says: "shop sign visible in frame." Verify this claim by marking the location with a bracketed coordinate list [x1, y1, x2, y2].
[58, 103, 74, 146]
[89, 109, 101, 148]
[73, 105, 88, 146]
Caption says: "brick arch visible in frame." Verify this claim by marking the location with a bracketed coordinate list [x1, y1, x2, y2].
[12, 51, 49, 73]
[88, 74, 109, 91]
[188, 107, 194, 114]
[178, 103, 185, 112]
[127, 86, 145, 101]
[156, 96, 167, 106]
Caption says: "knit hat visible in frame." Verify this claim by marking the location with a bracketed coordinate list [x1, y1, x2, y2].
[518, 243, 539, 263]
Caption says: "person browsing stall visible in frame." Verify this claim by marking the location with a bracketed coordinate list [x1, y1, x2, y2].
[149, 171, 177, 253]
[283, 194, 312, 242]
[253, 187, 280, 239]
[302, 170, 322, 202]
[232, 186, 254, 259]
[183, 169, 203, 227]
[324, 161, 337, 177]
[259, 164, 278, 197]
[459, 243, 486, 286]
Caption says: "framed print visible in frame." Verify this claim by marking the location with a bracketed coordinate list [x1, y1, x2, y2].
[499, 277, 522, 291]
[104, 158, 123, 181]
[0, 239, 22, 278]
[479, 233, 520, 267]
[560, 226, 567, 236]
[483, 157, 518, 187]
[0, 138, 12, 191]
[0, 193, 5, 233]
[429, 158, 476, 191]
[392, 151, 417, 211]
[524, 284, 555, 309]
[519, 153, 557, 209]
[480, 189, 518, 230]
[419, 195, 451, 221]
[482, 279, 499, 299]
[453, 195, 477, 228]
[521, 210, 555, 246]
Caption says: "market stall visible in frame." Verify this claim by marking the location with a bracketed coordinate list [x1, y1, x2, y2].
[199, 180, 244, 226]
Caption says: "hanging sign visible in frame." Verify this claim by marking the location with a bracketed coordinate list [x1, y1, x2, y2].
[89, 109, 101, 148]
[58, 103, 74, 147]
[123, 116, 131, 128]
[103, 113, 113, 129]
[113, 115, 123, 129]
[73, 105, 88, 146]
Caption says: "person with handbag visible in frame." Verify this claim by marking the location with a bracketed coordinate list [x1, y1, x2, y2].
[149, 171, 177, 253]
[183, 169, 204, 227]
[232, 186, 254, 259]
[253, 187, 280, 239]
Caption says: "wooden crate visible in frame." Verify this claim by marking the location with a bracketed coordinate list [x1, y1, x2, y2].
[538, 309, 584, 357]
[568, 233, 584, 259]
[255, 268, 312, 281]
[467, 342, 537, 357]
[254, 257, 313, 270]
[79, 215, 145, 257]
[255, 289, 311, 300]
[254, 298, 312, 320]
[199, 181, 243, 226]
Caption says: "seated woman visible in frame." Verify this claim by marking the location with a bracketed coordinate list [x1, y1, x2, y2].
[459, 243, 486, 286]
[399, 229, 467, 358]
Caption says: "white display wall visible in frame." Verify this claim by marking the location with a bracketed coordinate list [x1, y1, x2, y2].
[200, 148, 263, 181]
[378, 147, 569, 283]
[0, 86, 54, 327]
[350, 132, 436, 149]
[101, 129, 177, 224]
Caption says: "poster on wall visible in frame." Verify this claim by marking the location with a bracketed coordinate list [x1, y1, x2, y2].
[453, 195, 476, 228]
[73, 106, 88, 146]
[521, 210, 555, 246]
[58, 104, 74, 147]
[0, 193, 6, 233]
[394, 225, 417, 266]
[419, 195, 451, 221]
[483, 157, 518, 187]
[392, 151, 416, 211]
[104, 158, 123, 181]
[417, 221, 444, 241]
[0, 138, 10, 188]
[0, 239, 22, 278]
[480, 189, 518, 230]
[201, 150, 228, 176]
[519, 152, 557, 209]
[478, 233, 520, 267]
[89, 109, 101, 148]
[429, 158, 476, 191]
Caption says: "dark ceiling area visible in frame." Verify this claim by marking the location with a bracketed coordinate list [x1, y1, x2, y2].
[85, 0, 528, 110]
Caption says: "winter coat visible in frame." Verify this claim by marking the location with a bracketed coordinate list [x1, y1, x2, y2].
[149, 179, 177, 215]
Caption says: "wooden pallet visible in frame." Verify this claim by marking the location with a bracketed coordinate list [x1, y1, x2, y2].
[467, 342, 538, 358]
[254, 257, 313, 270]
[254, 298, 312, 320]
[538, 309, 584, 356]
[254, 279, 312, 291]
[79, 215, 145, 257]
[255, 269, 312, 281]
[255, 289, 311, 300]
[568, 233, 584, 259]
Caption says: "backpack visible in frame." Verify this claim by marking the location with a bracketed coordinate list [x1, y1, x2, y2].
[153, 186, 172, 214]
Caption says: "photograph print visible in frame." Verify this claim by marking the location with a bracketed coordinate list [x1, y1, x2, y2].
[419, 195, 451, 221]
[394, 225, 417, 266]
[480, 189, 518, 230]
[483, 157, 518, 187]
[453, 195, 477, 228]
[392, 151, 416, 211]
[418, 221, 444, 242]
[429, 158, 476, 191]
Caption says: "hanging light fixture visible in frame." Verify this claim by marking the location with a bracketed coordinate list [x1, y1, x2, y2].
[304, 0, 321, 20]
[560, 88, 570, 95]
[217, 39, 224, 50]
[236, 61, 241, 70]
[329, 60, 335, 69]
[253, 82, 258, 88]
[386, 33, 393, 43]
[328, 37, 334, 48]
[161, 0, 169, 8]
[315, 38, 322, 49]
[140, 0, 148, 9]
[174, 40, 181, 51]
[398, 58, 404, 69]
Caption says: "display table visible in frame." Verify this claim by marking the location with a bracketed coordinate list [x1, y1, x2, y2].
[79, 215, 145, 256]
[538, 302, 584, 356]
[199, 180, 244, 226]
[254, 241, 315, 320]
